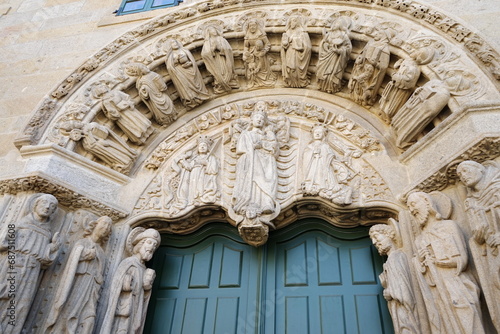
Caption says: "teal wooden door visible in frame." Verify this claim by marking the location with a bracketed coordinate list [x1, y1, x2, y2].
[144, 221, 393, 334]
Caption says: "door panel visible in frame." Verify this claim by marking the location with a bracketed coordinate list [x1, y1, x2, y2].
[145, 234, 260, 334]
[144, 222, 393, 334]
[268, 230, 391, 334]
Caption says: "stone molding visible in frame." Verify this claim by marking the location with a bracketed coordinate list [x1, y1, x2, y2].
[0, 172, 128, 220]
[14, 0, 500, 149]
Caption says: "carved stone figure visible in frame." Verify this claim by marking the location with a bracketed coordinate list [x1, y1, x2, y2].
[243, 18, 277, 88]
[457, 160, 500, 332]
[124, 63, 177, 126]
[165, 39, 209, 108]
[316, 17, 352, 94]
[100, 227, 160, 334]
[62, 121, 138, 173]
[301, 124, 353, 205]
[231, 103, 281, 245]
[169, 135, 220, 213]
[44, 216, 112, 334]
[92, 83, 154, 145]
[201, 25, 239, 94]
[0, 194, 61, 333]
[379, 47, 435, 120]
[408, 191, 485, 334]
[281, 15, 311, 88]
[392, 79, 450, 148]
[369, 223, 420, 334]
[348, 28, 390, 106]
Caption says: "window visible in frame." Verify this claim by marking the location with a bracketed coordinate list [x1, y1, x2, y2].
[117, 0, 182, 15]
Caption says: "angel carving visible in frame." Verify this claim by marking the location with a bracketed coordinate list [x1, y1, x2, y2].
[301, 123, 356, 205]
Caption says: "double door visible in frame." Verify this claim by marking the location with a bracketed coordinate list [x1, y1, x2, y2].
[144, 220, 393, 333]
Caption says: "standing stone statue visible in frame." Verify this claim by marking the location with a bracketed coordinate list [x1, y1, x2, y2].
[124, 63, 177, 126]
[100, 227, 161, 334]
[301, 123, 353, 205]
[44, 216, 112, 334]
[92, 83, 154, 145]
[165, 39, 209, 109]
[281, 15, 311, 88]
[232, 107, 279, 217]
[201, 25, 239, 94]
[316, 17, 352, 94]
[62, 121, 138, 173]
[391, 79, 450, 148]
[457, 160, 500, 332]
[369, 223, 421, 334]
[407, 191, 485, 334]
[0, 194, 61, 334]
[348, 27, 390, 106]
[169, 135, 220, 213]
[379, 48, 434, 120]
[242, 18, 276, 88]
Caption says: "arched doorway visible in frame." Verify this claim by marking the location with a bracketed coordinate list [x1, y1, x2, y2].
[144, 219, 393, 333]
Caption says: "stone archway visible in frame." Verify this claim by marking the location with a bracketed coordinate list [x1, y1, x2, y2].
[1, 0, 499, 333]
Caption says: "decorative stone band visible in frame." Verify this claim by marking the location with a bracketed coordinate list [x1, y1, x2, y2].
[402, 136, 500, 199]
[0, 172, 129, 221]
[15, 0, 500, 147]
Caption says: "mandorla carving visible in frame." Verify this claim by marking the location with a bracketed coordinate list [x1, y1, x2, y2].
[165, 39, 210, 108]
[301, 123, 356, 205]
[348, 26, 390, 106]
[316, 15, 352, 94]
[124, 63, 177, 126]
[0, 194, 61, 334]
[379, 47, 433, 121]
[60, 121, 138, 173]
[408, 191, 485, 334]
[392, 79, 450, 148]
[457, 160, 500, 332]
[44, 216, 112, 334]
[166, 135, 220, 215]
[281, 14, 311, 88]
[99, 227, 160, 334]
[92, 83, 154, 145]
[370, 221, 421, 334]
[201, 23, 239, 94]
[242, 18, 276, 89]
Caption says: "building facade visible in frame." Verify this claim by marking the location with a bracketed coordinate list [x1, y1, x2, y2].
[0, 0, 499, 333]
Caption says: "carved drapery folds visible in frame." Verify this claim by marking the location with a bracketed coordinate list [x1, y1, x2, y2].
[44, 216, 112, 334]
[0, 194, 61, 333]
[407, 191, 485, 334]
[124, 63, 177, 126]
[369, 221, 421, 334]
[457, 160, 500, 332]
[99, 227, 160, 334]
[164, 39, 210, 108]
[134, 98, 395, 246]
